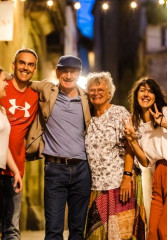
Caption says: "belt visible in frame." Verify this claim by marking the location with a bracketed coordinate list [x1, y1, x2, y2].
[44, 155, 82, 165]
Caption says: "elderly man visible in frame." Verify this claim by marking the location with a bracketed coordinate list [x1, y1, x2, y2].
[26, 55, 91, 240]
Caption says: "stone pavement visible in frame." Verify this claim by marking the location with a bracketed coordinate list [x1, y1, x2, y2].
[21, 230, 69, 240]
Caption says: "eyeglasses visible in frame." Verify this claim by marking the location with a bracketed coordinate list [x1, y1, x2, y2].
[89, 88, 104, 95]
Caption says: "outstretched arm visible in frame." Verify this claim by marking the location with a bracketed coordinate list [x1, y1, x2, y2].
[29, 80, 55, 92]
[7, 149, 22, 193]
[123, 117, 149, 167]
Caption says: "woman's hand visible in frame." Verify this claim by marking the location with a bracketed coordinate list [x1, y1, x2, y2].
[13, 172, 22, 193]
[122, 117, 136, 143]
[120, 175, 132, 202]
[149, 103, 167, 128]
[123, 117, 149, 167]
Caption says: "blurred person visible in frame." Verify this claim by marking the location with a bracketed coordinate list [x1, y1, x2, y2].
[0, 49, 38, 240]
[84, 72, 135, 240]
[123, 76, 167, 240]
[0, 68, 22, 189]
[0, 68, 22, 236]
[26, 55, 91, 240]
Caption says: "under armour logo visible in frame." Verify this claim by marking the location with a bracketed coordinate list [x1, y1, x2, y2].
[9, 99, 30, 117]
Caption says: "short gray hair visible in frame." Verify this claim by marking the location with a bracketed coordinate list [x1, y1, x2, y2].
[14, 48, 38, 64]
[86, 72, 116, 101]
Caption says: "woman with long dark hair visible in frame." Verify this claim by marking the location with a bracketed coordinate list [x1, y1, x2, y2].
[123, 76, 167, 240]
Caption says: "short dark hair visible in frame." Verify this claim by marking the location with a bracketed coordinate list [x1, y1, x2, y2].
[14, 48, 38, 63]
[129, 76, 167, 129]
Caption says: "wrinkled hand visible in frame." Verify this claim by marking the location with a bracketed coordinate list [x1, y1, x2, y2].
[13, 172, 22, 193]
[149, 103, 166, 127]
[122, 117, 136, 142]
[120, 176, 132, 202]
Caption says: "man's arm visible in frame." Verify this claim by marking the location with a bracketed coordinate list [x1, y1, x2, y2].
[29, 80, 55, 92]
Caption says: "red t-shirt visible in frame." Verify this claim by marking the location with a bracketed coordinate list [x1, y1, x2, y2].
[0, 80, 38, 177]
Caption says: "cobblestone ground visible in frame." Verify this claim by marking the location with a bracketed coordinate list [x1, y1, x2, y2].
[21, 230, 69, 240]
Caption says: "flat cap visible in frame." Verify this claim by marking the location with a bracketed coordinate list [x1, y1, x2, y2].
[56, 55, 82, 70]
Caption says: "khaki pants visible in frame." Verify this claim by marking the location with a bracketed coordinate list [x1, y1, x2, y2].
[148, 160, 167, 240]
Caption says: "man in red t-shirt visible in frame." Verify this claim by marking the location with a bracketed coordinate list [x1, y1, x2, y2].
[0, 49, 38, 239]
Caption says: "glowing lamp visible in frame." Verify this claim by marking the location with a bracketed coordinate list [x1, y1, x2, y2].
[47, 0, 53, 7]
[74, 1, 81, 10]
[130, 1, 138, 9]
[102, 2, 109, 11]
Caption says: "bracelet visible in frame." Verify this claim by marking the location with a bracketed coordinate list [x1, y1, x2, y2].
[123, 171, 132, 177]
[160, 115, 164, 127]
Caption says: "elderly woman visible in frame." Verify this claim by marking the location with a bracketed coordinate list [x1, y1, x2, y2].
[84, 72, 135, 240]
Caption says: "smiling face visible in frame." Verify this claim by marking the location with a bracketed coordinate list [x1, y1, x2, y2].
[88, 79, 110, 107]
[0, 71, 9, 98]
[12, 52, 37, 84]
[56, 67, 80, 93]
[137, 84, 155, 110]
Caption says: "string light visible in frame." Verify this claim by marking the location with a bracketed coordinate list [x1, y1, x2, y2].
[21, 0, 167, 11]
[74, 1, 81, 10]
[159, 0, 165, 4]
[47, 0, 53, 7]
[130, 1, 138, 9]
[102, 2, 109, 11]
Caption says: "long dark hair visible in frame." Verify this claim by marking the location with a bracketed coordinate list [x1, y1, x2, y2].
[129, 76, 167, 129]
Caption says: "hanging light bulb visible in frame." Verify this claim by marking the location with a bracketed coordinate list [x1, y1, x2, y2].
[130, 1, 138, 9]
[74, 1, 81, 10]
[102, 2, 109, 11]
[159, 0, 165, 5]
[47, 0, 53, 7]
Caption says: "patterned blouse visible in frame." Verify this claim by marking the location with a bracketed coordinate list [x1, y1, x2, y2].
[85, 104, 130, 190]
